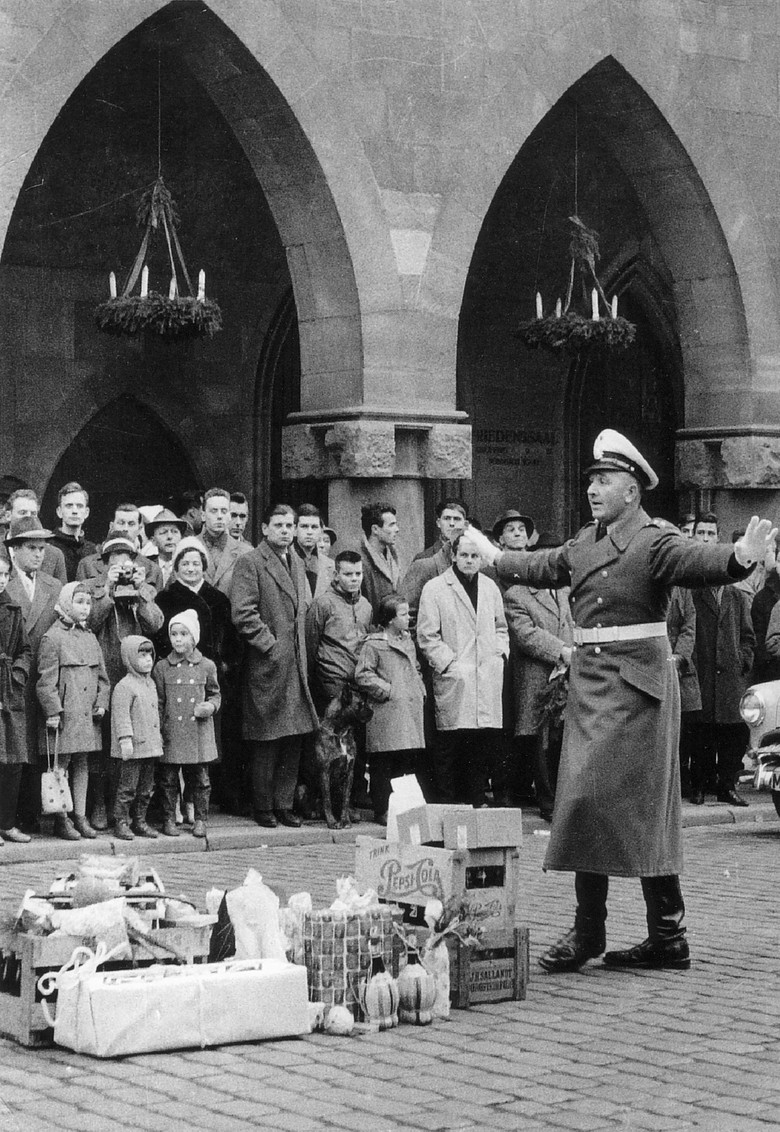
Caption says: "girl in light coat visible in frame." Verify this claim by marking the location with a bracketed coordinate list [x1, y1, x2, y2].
[153, 609, 220, 839]
[37, 582, 110, 840]
[354, 594, 425, 823]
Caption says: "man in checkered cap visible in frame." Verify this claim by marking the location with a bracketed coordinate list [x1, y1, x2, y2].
[465, 428, 776, 973]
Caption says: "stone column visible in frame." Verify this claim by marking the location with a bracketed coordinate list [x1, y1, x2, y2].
[282, 412, 471, 573]
[676, 428, 780, 534]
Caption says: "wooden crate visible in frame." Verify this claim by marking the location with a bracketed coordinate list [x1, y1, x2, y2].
[448, 926, 529, 1007]
[415, 925, 529, 1009]
[0, 922, 212, 1048]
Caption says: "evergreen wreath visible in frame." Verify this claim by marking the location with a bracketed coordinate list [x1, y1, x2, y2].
[517, 216, 636, 356]
[94, 175, 223, 342]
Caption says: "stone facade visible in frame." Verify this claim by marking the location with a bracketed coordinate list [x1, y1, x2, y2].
[0, 1, 779, 543]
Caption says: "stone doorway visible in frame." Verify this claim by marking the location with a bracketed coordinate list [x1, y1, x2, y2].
[40, 395, 201, 540]
[457, 58, 734, 542]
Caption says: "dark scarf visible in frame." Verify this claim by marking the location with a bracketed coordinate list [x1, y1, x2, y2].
[453, 565, 479, 611]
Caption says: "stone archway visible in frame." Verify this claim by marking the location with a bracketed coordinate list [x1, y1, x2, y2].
[454, 56, 747, 537]
[0, 1, 384, 516]
[40, 395, 201, 538]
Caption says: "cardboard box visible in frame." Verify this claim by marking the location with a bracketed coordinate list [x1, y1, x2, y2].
[396, 804, 472, 846]
[355, 836, 519, 929]
[441, 809, 523, 850]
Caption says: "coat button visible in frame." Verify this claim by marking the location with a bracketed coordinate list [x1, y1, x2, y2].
[597, 597, 603, 604]
[177, 698, 182, 703]
[602, 570, 608, 577]
[595, 646, 601, 654]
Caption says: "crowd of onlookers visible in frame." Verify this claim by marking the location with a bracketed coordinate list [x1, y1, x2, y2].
[0, 481, 771, 846]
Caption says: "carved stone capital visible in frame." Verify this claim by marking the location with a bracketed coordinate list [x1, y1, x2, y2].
[281, 417, 472, 480]
[676, 432, 780, 489]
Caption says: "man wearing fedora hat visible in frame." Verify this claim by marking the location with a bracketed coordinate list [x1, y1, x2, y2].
[487, 509, 542, 807]
[464, 428, 776, 973]
[144, 508, 188, 590]
[5, 516, 64, 835]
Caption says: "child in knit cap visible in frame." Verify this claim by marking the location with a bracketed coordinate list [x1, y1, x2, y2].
[153, 609, 220, 838]
[110, 636, 163, 840]
[37, 582, 110, 840]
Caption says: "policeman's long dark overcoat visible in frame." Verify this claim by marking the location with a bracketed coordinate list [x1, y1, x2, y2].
[497, 508, 746, 877]
[231, 541, 317, 742]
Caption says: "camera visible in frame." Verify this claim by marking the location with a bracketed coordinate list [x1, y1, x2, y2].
[113, 565, 137, 601]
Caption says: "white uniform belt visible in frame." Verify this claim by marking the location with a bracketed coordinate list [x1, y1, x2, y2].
[573, 622, 668, 645]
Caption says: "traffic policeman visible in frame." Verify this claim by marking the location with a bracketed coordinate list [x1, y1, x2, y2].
[466, 429, 776, 971]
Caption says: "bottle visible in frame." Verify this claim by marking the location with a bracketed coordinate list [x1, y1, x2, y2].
[397, 934, 437, 1025]
[360, 928, 398, 1030]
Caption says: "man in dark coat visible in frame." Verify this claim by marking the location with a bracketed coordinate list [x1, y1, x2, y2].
[49, 482, 96, 582]
[690, 513, 754, 806]
[465, 428, 775, 974]
[231, 503, 318, 829]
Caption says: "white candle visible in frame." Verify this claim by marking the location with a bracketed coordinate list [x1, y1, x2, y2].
[109, 271, 117, 299]
[141, 265, 148, 298]
[555, 298, 562, 318]
[611, 294, 618, 318]
[169, 277, 176, 300]
[591, 288, 598, 320]
[198, 270, 206, 301]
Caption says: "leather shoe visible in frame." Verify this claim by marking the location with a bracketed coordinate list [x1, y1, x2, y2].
[72, 815, 97, 839]
[689, 790, 705, 805]
[161, 820, 180, 838]
[275, 809, 301, 828]
[254, 810, 277, 828]
[0, 827, 31, 844]
[54, 814, 82, 841]
[603, 936, 690, 970]
[131, 821, 158, 839]
[192, 819, 206, 838]
[538, 927, 606, 973]
[717, 789, 748, 807]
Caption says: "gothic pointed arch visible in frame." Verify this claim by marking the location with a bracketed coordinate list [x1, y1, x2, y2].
[40, 395, 201, 537]
[456, 57, 739, 537]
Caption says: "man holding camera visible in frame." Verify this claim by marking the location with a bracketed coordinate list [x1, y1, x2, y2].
[82, 531, 163, 830]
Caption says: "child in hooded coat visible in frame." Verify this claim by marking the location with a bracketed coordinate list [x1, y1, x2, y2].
[153, 609, 220, 839]
[110, 635, 163, 840]
[354, 593, 426, 824]
[37, 582, 110, 840]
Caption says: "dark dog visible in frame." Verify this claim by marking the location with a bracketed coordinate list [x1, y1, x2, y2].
[313, 684, 373, 829]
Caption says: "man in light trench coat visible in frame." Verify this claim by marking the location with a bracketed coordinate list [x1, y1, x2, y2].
[466, 429, 776, 972]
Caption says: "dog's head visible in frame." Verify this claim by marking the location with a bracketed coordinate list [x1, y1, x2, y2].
[326, 683, 373, 727]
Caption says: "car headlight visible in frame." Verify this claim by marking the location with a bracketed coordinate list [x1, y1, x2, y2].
[740, 689, 766, 727]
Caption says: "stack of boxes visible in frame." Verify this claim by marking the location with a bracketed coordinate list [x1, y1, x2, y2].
[355, 805, 529, 1007]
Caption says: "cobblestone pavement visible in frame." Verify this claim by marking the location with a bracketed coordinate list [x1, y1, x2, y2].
[1, 821, 779, 1132]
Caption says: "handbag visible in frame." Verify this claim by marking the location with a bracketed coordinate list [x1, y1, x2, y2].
[41, 729, 73, 814]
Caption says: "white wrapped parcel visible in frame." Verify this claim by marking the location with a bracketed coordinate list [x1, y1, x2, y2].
[50, 955, 310, 1057]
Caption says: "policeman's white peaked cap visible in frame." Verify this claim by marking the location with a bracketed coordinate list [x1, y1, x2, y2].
[585, 428, 659, 491]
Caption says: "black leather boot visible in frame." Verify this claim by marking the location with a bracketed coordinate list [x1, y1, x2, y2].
[539, 873, 608, 972]
[604, 875, 690, 969]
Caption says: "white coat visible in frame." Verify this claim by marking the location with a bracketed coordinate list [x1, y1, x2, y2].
[417, 568, 509, 731]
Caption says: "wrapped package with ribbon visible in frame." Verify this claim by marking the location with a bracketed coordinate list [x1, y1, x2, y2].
[39, 948, 310, 1057]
